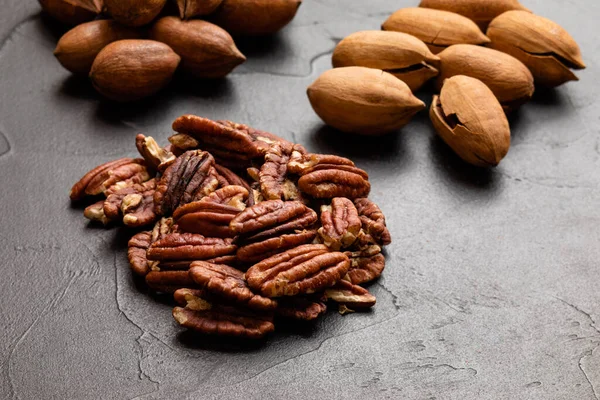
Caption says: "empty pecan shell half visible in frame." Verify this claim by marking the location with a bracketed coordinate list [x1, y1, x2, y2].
[298, 164, 370, 199]
[154, 150, 219, 216]
[172, 304, 275, 339]
[189, 261, 277, 311]
[318, 197, 361, 250]
[354, 198, 391, 246]
[70, 158, 150, 200]
[325, 280, 377, 310]
[245, 244, 350, 297]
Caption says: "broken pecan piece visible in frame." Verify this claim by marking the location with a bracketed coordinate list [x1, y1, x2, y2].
[174, 288, 212, 311]
[135, 134, 175, 171]
[230, 200, 318, 263]
[172, 305, 275, 339]
[354, 198, 391, 246]
[154, 150, 219, 216]
[325, 280, 376, 311]
[344, 246, 385, 285]
[70, 158, 150, 200]
[104, 178, 157, 227]
[276, 296, 327, 321]
[245, 244, 350, 297]
[318, 197, 361, 250]
[189, 261, 277, 311]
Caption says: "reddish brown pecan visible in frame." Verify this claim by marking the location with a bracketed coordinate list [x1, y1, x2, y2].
[276, 296, 327, 321]
[146, 270, 197, 293]
[287, 150, 354, 175]
[325, 280, 376, 311]
[259, 143, 304, 202]
[216, 119, 290, 155]
[230, 200, 318, 263]
[168, 133, 199, 154]
[147, 233, 237, 262]
[128, 231, 153, 276]
[154, 150, 219, 216]
[298, 164, 370, 199]
[70, 158, 150, 200]
[318, 197, 361, 250]
[202, 185, 248, 210]
[83, 200, 112, 225]
[172, 305, 275, 339]
[344, 246, 385, 285]
[174, 201, 242, 238]
[173, 288, 212, 310]
[135, 134, 175, 172]
[189, 261, 277, 311]
[245, 244, 350, 297]
[354, 198, 391, 246]
[104, 178, 157, 227]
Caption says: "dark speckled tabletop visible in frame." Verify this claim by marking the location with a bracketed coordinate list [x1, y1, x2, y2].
[1, 1, 599, 399]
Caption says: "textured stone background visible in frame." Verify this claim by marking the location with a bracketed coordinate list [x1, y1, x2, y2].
[1, 1, 599, 399]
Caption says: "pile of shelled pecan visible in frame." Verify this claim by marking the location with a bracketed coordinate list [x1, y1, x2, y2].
[70, 115, 391, 339]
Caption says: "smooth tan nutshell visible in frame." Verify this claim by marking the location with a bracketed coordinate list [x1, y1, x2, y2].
[307, 66, 425, 136]
[38, 0, 103, 25]
[104, 0, 167, 27]
[54, 20, 144, 75]
[418, 0, 530, 30]
[382, 7, 490, 54]
[176, 0, 223, 19]
[151, 17, 246, 78]
[487, 10, 585, 87]
[332, 30, 440, 91]
[210, 0, 302, 36]
[436, 44, 534, 112]
[89, 40, 181, 102]
[430, 75, 510, 167]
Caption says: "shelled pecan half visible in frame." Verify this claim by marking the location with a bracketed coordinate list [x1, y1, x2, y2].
[103, 178, 157, 227]
[354, 198, 391, 246]
[325, 280, 377, 311]
[318, 197, 361, 250]
[135, 134, 176, 172]
[275, 296, 327, 321]
[127, 217, 177, 276]
[343, 246, 386, 285]
[246, 244, 350, 297]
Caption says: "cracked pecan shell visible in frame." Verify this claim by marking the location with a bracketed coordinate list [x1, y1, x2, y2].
[344, 247, 385, 285]
[354, 198, 391, 246]
[189, 261, 277, 311]
[147, 233, 237, 262]
[154, 150, 219, 216]
[104, 178, 157, 227]
[318, 197, 361, 250]
[325, 280, 376, 310]
[70, 158, 150, 200]
[245, 244, 350, 297]
[172, 305, 275, 339]
[298, 164, 370, 199]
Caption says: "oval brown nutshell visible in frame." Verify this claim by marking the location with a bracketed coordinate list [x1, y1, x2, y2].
[210, 0, 302, 36]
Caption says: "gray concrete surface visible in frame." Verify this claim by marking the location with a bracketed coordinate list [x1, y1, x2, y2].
[0, 1, 599, 399]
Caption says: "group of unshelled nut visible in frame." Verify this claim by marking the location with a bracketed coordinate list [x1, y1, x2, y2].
[41, 0, 302, 101]
[307, 0, 585, 168]
[70, 115, 391, 339]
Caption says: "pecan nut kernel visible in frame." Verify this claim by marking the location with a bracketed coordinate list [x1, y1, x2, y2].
[245, 244, 350, 298]
[318, 197, 361, 250]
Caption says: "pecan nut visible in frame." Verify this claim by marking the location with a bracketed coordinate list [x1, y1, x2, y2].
[230, 200, 318, 263]
[128, 231, 153, 276]
[136, 134, 176, 171]
[344, 246, 385, 285]
[276, 296, 327, 321]
[146, 270, 198, 293]
[245, 244, 350, 297]
[298, 164, 370, 199]
[354, 198, 392, 246]
[325, 280, 377, 311]
[189, 261, 277, 311]
[173, 305, 275, 339]
[83, 200, 112, 225]
[147, 233, 237, 262]
[104, 178, 157, 227]
[70, 158, 150, 200]
[259, 143, 303, 202]
[174, 288, 212, 311]
[154, 150, 219, 216]
[287, 151, 354, 175]
[318, 197, 361, 250]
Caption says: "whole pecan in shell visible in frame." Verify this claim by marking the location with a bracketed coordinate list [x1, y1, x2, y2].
[189, 261, 277, 311]
[245, 244, 350, 297]
[154, 150, 219, 216]
[318, 197, 361, 250]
